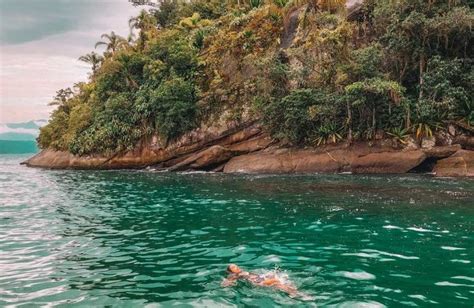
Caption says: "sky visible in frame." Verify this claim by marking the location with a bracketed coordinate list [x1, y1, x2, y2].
[0, 0, 142, 123]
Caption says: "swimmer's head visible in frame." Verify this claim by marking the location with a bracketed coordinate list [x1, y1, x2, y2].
[227, 264, 242, 274]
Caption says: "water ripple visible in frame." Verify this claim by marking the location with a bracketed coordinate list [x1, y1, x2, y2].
[0, 155, 473, 306]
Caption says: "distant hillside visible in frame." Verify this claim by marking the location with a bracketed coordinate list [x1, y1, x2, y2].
[0, 140, 39, 154]
[0, 120, 45, 153]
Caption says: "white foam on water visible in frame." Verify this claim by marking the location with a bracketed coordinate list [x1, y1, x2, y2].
[342, 252, 378, 258]
[435, 281, 474, 287]
[389, 274, 411, 278]
[452, 276, 474, 282]
[441, 246, 466, 251]
[450, 259, 471, 264]
[407, 227, 436, 233]
[263, 255, 281, 263]
[362, 249, 419, 260]
[408, 294, 438, 304]
[383, 225, 403, 230]
[336, 301, 386, 308]
[337, 271, 376, 280]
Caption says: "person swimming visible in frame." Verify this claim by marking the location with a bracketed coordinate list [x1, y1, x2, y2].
[222, 264, 304, 298]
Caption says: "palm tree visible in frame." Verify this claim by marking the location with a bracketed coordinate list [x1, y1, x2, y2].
[78, 52, 104, 73]
[129, 10, 157, 50]
[129, 9, 156, 32]
[95, 31, 127, 54]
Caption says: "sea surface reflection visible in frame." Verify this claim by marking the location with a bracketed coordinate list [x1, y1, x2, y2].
[0, 155, 473, 306]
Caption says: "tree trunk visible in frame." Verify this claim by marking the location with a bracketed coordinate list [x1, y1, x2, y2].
[347, 100, 353, 143]
[418, 53, 426, 100]
[372, 106, 376, 139]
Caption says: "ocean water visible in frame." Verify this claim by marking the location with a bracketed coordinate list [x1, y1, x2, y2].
[1, 154, 473, 307]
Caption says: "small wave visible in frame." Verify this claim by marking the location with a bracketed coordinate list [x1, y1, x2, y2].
[452, 276, 474, 282]
[336, 300, 386, 308]
[357, 249, 419, 260]
[407, 227, 436, 233]
[441, 246, 466, 251]
[435, 281, 474, 287]
[263, 255, 282, 264]
[383, 225, 403, 230]
[337, 271, 376, 280]
[450, 259, 471, 264]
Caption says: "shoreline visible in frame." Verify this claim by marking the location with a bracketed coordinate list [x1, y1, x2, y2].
[22, 140, 473, 177]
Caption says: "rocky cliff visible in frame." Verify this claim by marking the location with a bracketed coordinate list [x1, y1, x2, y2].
[23, 121, 474, 177]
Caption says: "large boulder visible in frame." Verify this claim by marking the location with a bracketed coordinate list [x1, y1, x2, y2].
[223, 149, 347, 174]
[167, 145, 233, 171]
[224, 145, 427, 174]
[423, 145, 462, 159]
[434, 150, 474, 177]
[350, 150, 426, 174]
[228, 135, 274, 154]
[453, 135, 474, 150]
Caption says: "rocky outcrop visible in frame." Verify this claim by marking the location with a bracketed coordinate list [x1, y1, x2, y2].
[223, 145, 428, 174]
[167, 145, 233, 171]
[350, 151, 426, 174]
[422, 145, 462, 159]
[23, 123, 474, 177]
[23, 122, 268, 170]
[434, 150, 474, 177]
[453, 135, 474, 150]
[224, 149, 347, 174]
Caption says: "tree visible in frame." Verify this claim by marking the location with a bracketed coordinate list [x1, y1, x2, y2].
[49, 88, 73, 106]
[78, 52, 104, 74]
[129, 10, 157, 50]
[129, 9, 157, 31]
[95, 31, 127, 54]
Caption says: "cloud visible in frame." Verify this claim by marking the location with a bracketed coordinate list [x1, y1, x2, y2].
[0, 0, 141, 123]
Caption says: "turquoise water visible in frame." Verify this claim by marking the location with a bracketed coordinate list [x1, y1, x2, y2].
[1, 155, 473, 307]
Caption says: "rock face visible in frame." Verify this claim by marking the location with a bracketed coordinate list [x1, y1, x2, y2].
[23, 122, 474, 177]
[453, 135, 474, 150]
[167, 145, 233, 171]
[223, 145, 427, 174]
[422, 145, 462, 158]
[434, 150, 474, 177]
[23, 122, 268, 170]
[224, 149, 347, 174]
[350, 151, 426, 174]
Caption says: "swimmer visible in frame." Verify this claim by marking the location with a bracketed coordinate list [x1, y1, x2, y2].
[222, 264, 308, 299]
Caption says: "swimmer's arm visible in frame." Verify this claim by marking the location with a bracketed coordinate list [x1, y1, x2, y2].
[221, 275, 239, 287]
[276, 283, 298, 297]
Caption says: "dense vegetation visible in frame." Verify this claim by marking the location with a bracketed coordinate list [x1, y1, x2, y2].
[39, 0, 473, 155]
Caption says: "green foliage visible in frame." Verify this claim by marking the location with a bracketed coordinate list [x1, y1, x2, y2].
[387, 127, 410, 145]
[40, 0, 474, 156]
[273, 0, 289, 8]
[193, 29, 207, 49]
[153, 0, 180, 28]
[314, 123, 343, 146]
[263, 89, 342, 144]
[141, 76, 198, 141]
[250, 0, 263, 9]
[420, 56, 473, 123]
[148, 31, 198, 78]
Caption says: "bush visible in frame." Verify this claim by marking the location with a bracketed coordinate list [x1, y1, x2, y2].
[263, 89, 341, 144]
[150, 76, 198, 141]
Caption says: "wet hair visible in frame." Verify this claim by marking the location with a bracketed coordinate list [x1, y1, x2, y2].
[227, 264, 239, 273]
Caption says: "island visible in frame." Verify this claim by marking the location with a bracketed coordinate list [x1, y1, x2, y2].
[24, 0, 474, 177]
